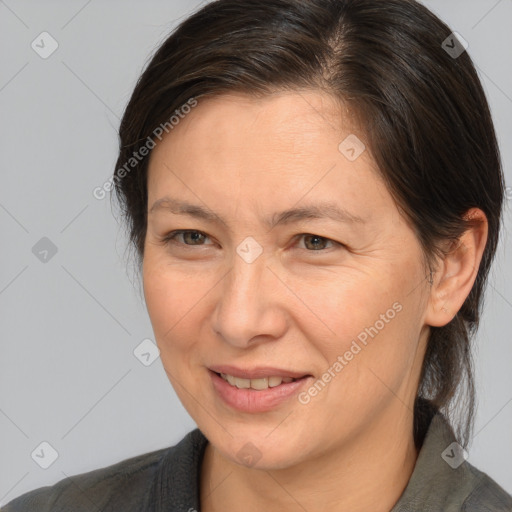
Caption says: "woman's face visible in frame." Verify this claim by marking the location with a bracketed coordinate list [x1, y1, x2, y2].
[143, 90, 432, 469]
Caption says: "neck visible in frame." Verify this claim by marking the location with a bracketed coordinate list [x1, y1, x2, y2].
[200, 407, 419, 512]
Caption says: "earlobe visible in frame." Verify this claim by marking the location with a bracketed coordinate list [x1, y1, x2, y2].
[425, 208, 488, 328]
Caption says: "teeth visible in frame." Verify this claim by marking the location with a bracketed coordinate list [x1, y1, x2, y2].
[220, 373, 297, 390]
[268, 376, 283, 387]
[234, 377, 250, 389]
[250, 377, 268, 390]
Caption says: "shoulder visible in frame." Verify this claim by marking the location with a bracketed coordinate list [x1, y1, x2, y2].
[392, 410, 512, 512]
[2, 448, 168, 512]
[461, 461, 512, 512]
[2, 429, 205, 512]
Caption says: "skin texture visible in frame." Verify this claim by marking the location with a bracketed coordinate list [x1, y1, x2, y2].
[142, 90, 488, 512]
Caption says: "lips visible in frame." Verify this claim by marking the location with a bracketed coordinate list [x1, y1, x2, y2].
[208, 365, 310, 380]
[219, 373, 296, 390]
[208, 365, 313, 412]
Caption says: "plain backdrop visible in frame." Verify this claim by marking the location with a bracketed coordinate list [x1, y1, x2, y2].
[1, 0, 511, 504]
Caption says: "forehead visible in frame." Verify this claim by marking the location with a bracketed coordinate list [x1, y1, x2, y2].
[147, 89, 370, 178]
[145, 90, 390, 223]
[144, 91, 407, 244]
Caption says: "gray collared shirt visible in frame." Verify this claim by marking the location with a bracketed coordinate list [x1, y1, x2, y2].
[3, 412, 512, 511]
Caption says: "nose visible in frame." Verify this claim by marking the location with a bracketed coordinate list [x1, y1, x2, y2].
[212, 252, 288, 349]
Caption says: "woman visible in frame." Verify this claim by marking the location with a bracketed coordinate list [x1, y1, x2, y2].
[5, 0, 511, 510]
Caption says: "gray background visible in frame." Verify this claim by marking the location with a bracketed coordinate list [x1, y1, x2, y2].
[1, 0, 511, 504]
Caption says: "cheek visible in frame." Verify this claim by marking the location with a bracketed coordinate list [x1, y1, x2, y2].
[294, 260, 425, 389]
[288, 266, 404, 350]
[143, 256, 204, 355]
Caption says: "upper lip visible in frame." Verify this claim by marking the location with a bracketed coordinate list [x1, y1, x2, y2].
[209, 365, 311, 380]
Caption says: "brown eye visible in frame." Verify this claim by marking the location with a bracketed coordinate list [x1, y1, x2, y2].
[163, 230, 212, 246]
[299, 234, 336, 251]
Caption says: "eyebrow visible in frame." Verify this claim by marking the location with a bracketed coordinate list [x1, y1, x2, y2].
[149, 197, 366, 230]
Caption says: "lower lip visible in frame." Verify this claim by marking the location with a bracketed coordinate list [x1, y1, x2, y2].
[209, 370, 311, 413]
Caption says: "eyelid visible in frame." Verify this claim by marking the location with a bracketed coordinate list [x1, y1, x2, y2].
[162, 229, 215, 246]
[296, 234, 338, 251]
[162, 230, 342, 252]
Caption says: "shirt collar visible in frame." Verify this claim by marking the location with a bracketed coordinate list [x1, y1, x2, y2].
[391, 411, 478, 510]
[157, 412, 475, 511]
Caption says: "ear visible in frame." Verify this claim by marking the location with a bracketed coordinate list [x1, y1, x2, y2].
[425, 208, 488, 327]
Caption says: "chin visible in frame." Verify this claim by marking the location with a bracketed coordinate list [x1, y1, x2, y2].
[205, 422, 310, 470]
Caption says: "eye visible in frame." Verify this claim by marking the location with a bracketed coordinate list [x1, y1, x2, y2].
[162, 230, 214, 246]
[161, 230, 341, 252]
[295, 234, 338, 251]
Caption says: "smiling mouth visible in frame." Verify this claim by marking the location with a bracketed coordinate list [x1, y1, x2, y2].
[215, 372, 307, 390]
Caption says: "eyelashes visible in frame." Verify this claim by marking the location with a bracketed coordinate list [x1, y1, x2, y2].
[163, 230, 210, 246]
[161, 230, 342, 252]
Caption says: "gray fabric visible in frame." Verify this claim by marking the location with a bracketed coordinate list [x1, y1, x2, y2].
[3, 412, 511, 511]
[389, 414, 512, 512]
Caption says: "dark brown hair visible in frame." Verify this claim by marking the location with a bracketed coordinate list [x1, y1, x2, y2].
[111, 0, 505, 448]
